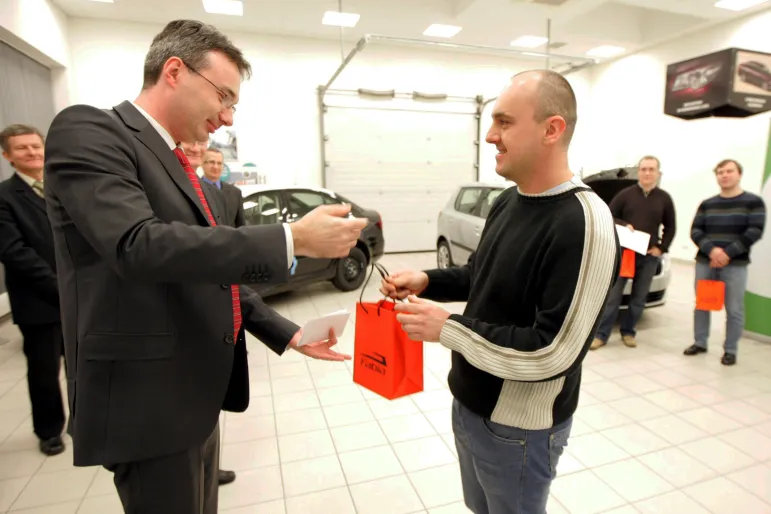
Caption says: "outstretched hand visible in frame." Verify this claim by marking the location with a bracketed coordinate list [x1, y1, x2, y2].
[393, 295, 451, 343]
[289, 328, 351, 361]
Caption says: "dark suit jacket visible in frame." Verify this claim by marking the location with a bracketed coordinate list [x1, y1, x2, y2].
[0, 174, 59, 325]
[44, 100, 299, 467]
[201, 180, 245, 228]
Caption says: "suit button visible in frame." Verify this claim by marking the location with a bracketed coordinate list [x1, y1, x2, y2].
[220, 284, 228, 290]
[250, 273, 258, 282]
[224, 334, 234, 344]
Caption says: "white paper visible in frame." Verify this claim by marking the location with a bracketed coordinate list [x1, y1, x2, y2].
[297, 309, 350, 347]
[615, 225, 651, 255]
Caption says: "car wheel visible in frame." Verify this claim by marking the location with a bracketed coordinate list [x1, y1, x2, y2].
[437, 241, 453, 269]
[332, 247, 368, 292]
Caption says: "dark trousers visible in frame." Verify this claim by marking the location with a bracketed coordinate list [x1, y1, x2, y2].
[596, 254, 660, 342]
[109, 422, 221, 514]
[18, 322, 66, 441]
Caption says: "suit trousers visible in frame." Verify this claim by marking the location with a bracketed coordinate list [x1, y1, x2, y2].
[109, 421, 221, 514]
[18, 323, 66, 441]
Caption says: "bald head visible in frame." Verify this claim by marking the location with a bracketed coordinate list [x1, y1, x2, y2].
[510, 70, 577, 147]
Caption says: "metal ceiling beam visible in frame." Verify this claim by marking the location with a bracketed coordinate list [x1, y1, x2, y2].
[319, 34, 597, 95]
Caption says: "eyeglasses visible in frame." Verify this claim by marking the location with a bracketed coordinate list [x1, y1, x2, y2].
[182, 60, 238, 114]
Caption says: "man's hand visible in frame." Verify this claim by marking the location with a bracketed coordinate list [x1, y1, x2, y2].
[288, 328, 351, 361]
[709, 247, 730, 268]
[647, 247, 662, 257]
[627, 224, 634, 232]
[393, 296, 451, 342]
[380, 270, 429, 300]
[290, 204, 368, 259]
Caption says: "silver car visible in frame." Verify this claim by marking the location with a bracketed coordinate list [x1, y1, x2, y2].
[436, 171, 671, 309]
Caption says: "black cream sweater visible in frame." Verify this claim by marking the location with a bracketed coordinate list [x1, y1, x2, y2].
[424, 182, 620, 430]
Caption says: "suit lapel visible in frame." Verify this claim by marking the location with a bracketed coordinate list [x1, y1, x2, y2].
[112, 101, 212, 226]
[13, 175, 47, 214]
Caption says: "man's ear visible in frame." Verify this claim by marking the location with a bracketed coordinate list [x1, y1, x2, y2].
[544, 116, 567, 145]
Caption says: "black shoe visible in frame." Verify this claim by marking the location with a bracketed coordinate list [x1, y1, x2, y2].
[721, 353, 736, 366]
[218, 469, 236, 485]
[39, 436, 65, 456]
[683, 345, 707, 356]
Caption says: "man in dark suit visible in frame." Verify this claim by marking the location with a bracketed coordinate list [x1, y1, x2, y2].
[180, 140, 237, 489]
[200, 147, 245, 227]
[43, 19, 367, 514]
[0, 124, 66, 457]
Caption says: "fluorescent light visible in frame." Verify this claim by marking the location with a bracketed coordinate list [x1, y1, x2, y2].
[715, 0, 770, 11]
[423, 24, 462, 38]
[510, 35, 549, 48]
[322, 11, 361, 27]
[88, 0, 114, 2]
[586, 45, 626, 58]
[202, 0, 243, 16]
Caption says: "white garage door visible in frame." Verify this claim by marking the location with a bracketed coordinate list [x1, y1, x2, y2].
[324, 95, 478, 253]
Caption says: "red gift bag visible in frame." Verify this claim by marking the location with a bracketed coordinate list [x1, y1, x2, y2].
[353, 300, 423, 400]
[696, 279, 725, 311]
[620, 248, 636, 278]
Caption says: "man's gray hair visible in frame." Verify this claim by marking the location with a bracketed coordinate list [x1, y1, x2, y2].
[142, 19, 251, 89]
[0, 124, 44, 153]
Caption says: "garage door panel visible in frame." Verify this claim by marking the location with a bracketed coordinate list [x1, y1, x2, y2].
[324, 102, 477, 253]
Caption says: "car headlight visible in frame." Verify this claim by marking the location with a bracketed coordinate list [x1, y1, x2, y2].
[661, 253, 671, 274]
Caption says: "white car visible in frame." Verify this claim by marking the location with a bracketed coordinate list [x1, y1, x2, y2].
[435, 171, 671, 309]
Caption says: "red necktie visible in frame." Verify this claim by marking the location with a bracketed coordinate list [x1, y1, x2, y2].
[174, 148, 242, 341]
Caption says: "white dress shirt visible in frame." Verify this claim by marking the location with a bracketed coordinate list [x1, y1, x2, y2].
[16, 171, 43, 197]
[130, 102, 295, 268]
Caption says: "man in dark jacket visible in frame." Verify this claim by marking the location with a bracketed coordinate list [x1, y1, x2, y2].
[0, 124, 66, 456]
[201, 147, 244, 227]
[591, 155, 676, 350]
[180, 140, 237, 488]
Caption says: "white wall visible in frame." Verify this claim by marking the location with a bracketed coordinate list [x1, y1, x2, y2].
[67, 18, 592, 188]
[579, 10, 771, 261]
[0, 0, 70, 110]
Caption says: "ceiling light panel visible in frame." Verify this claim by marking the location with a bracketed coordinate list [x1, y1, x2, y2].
[714, 0, 770, 11]
[423, 24, 463, 38]
[322, 11, 361, 27]
[202, 0, 243, 16]
[510, 35, 549, 48]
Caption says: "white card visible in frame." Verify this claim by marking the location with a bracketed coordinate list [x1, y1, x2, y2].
[297, 309, 351, 347]
[615, 224, 651, 255]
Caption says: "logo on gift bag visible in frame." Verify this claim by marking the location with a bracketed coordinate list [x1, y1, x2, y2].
[361, 352, 387, 375]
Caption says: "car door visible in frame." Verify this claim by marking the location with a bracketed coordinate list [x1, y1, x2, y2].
[449, 187, 485, 265]
[284, 189, 335, 276]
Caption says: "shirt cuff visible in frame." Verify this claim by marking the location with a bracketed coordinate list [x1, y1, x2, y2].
[283, 223, 295, 269]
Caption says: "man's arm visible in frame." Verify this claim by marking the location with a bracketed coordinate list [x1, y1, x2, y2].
[438, 196, 618, 382]
[239, 285, 299, 356]
[45, 104, 288, 285]
[609, 189, 628, 226]
[659, 192, 677, 253]
[690, 200, 715, 255]
[231, 187, 246, 228]
[421, 260, 473, 303]
[0, 198, 58, 304]
[724, 196, 767, 259]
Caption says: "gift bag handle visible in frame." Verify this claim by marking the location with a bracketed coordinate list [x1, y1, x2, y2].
[358, 261, 403, 315]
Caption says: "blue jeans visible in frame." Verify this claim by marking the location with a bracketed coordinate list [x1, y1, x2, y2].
[452, 399, 572, 514]
[595, 254, 660, 342]
[694, 261, 748, 355]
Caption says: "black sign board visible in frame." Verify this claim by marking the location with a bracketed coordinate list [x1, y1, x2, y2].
[664, 48, 771, 119]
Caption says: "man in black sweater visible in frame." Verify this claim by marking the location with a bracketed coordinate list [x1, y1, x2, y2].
[591, 156, 676, 350]
[684, 159, 766, 365]
[381, 70, 619, 514]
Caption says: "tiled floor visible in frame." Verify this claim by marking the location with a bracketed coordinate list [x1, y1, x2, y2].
[0, 253, 770, 513]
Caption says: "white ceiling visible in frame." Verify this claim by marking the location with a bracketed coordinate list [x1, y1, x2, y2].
[51, 0, 771, 64]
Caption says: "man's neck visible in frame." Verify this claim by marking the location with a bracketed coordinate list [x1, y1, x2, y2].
[720, 186, 743, 198]
[639, 183, 656, 194]
[134, 93, 176, 142]
[514, 156, 573, 195]
[17, 168, 43, 182]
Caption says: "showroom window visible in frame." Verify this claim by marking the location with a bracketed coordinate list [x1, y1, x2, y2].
[244, 192, 282, 225]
